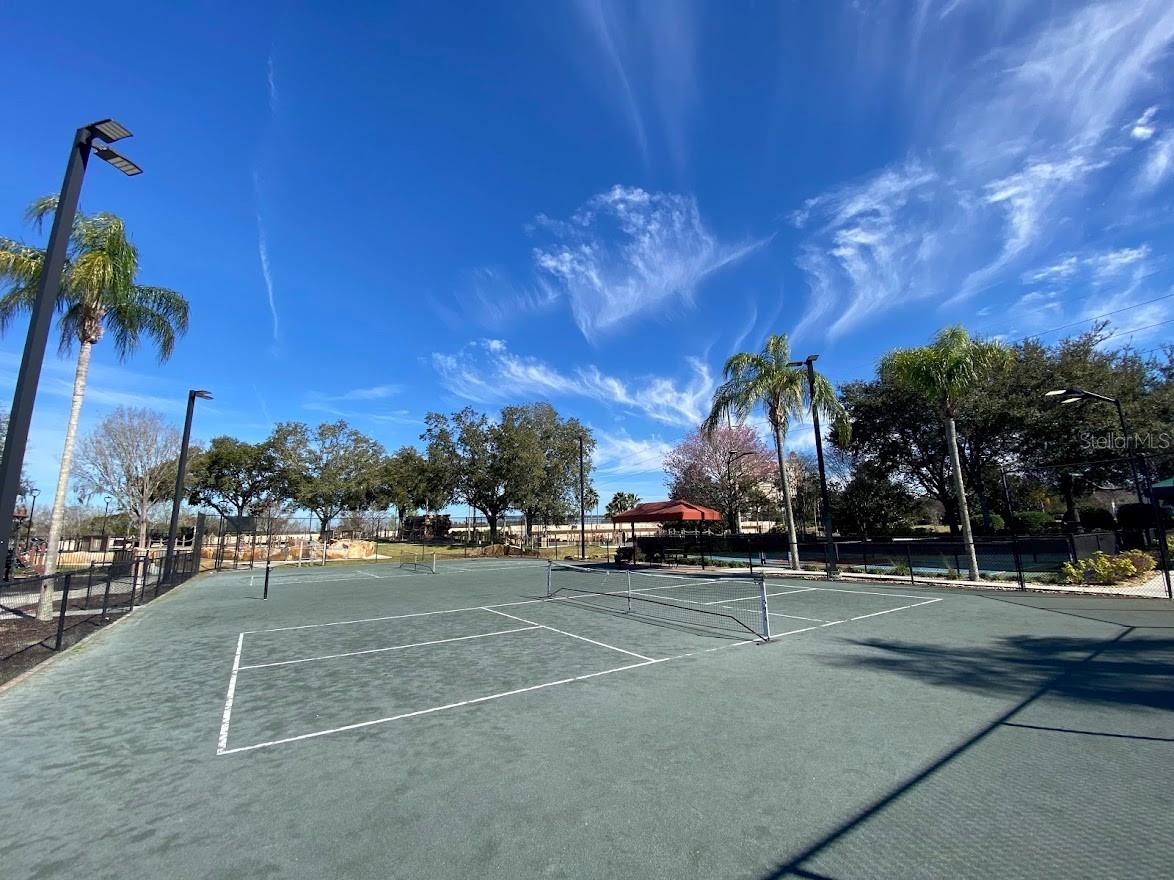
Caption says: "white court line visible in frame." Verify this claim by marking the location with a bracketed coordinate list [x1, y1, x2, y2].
[849, 598, 942, 620]
[700, 588, 811, 606]
[794, 584, 938, 602]
[216, 633, 245, 753]
[217, 658, 659, 755]
[218, 633, 764, 755]
[244, 597, 557, 635]
[481, 606, 655, 662]
[238, 625, 540, 670]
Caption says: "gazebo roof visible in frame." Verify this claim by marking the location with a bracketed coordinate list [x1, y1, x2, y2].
[609, 500, 723, 523]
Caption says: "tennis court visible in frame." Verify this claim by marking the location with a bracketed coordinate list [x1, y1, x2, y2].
[1, 557, 1171, 879]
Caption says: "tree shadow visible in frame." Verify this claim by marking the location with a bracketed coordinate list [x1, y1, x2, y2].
[756, 627, 1174, 878]
[820, 630, 1174, 712]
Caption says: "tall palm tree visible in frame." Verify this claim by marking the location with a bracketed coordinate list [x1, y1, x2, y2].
[0, 197, 188, 616]
[705, 334, 846, 570]
[880, 326, 1010, 582]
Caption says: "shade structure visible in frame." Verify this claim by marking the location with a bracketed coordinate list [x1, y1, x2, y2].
[609, 500, 724, 523]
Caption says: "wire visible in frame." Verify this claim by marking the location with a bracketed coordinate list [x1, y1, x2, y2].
[1012, 293, 1174, 344]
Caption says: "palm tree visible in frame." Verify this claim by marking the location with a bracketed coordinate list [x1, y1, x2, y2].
[879, 326, 1010, 582]
[0, 197, 188, 617]
[705, 334, 846, 570]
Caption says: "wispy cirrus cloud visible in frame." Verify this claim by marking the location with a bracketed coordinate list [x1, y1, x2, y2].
[266, 52, 279, 114]
[252, 172, 279, 345]
[594, 429, 673, 476]
[533, 185, 764, 341]
[794, 0, 1174, 337]
[431, 339, 713, 427]
[572, 0, 698, 167]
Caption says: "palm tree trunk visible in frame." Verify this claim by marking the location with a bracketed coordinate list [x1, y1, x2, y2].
[945, 416, 980, 581]
[772, 424, 801, 570]
[38, 340, 93, 618]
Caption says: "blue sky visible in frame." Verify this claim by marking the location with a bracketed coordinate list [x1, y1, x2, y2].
[2, 0, 1173, 511]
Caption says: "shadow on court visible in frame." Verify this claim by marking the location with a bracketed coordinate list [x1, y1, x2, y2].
[757, 623, 1174, 880]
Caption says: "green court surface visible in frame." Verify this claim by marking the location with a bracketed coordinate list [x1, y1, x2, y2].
[1, 557, 1171, 879]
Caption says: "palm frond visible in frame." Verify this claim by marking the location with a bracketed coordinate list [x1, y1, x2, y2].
[106, 285, 189, 363]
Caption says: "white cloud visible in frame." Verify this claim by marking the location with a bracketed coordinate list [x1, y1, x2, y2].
[1088, 245, 1151, 282]
[267, 53, 279, 114]
[572, 0, 698, 167]
[333, 385, 401, 401]
[1021, 255, 1079, 284]
[1138, 130, 1174, 190]
[252, 172, 279, 344]
[431, 339, 714, 427]
[594, 429, 672, 475]
[1131, 105, 1159, 140]
[533, 185, 763, 340]
[792, 1, 1174, 332]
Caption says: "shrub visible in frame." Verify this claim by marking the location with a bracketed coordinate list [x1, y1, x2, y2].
[888, 557, 911, 576]
[968, 513, 1005, 535]
[1060, 551, 1138, 585]
[1120, 550, 1156, 575]
[1078, 506, 1116, 531]
[1010, 510, 1059, 534]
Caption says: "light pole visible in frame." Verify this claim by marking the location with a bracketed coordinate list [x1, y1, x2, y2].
[1044, 388, 1144, 506]
[789, 355, 837, 577]
[0, 120, 142, 576]
[164, 390, 212, 580]
[579, 433, 586, 560]
[25, 487, 40, 554]
[101, 495, 112, 558]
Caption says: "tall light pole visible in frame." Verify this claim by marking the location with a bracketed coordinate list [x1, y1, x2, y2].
[789, 355, 837, 577]
[1044, 388, 1144, 506]
[0, 119, 142, 576]
[579, 433, 586, 560]
[101, 496, 112, 539]
[164, 389, 212, 580]
[25, 487, 40, 554]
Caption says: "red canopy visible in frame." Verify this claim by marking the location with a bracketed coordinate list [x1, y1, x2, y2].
[609, 500, 723, 523]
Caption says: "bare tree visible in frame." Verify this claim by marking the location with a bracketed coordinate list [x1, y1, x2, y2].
[73, 407, 181, 555]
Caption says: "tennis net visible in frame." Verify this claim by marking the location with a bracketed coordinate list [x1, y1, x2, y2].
[546, 562, 771, 640]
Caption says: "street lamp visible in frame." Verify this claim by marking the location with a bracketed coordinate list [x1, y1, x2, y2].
[1044, 388, 1144, 506]
[788, 355, 837, 577]
[0, 119, 143, 570]
[164, 389, 212, 580]
[25, 487, 40, 554]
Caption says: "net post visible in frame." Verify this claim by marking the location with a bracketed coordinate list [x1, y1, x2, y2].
[626, 570, 632, 613]
[757, 575, 771, 641]
[545, 560, 553, 598]
[263, 559, 271, 600]
[431, 552, 437, 574]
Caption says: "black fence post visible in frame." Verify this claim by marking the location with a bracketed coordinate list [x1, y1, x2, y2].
[85, 562, 95, 607]
[99, 571, 113, 622]
[54, 574, 72, 651]
[1010, 533, 1026, 590]
[263, 559, 271, 600]
[128, 558, 139, 609]
[905, 543, 915, 586]
[154, 555, 163, 598]
[862, 538, 870, 575]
